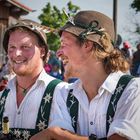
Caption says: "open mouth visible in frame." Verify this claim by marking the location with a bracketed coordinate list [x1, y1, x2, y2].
[62, 59, 69, 67]
[13, 59, 27, 64]
[56, 50, 69, 67]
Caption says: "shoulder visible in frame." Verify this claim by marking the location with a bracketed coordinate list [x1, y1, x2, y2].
[54, 80, 81, 102]
[53, 80, 69, 98]
[119, 77, 140, 103]
[55, 80, 69, 90]
[126, 77, 140, 93]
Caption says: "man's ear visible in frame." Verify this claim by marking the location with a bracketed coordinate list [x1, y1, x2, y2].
[40, 47, 45, 57]
[84, 41, 93, 52]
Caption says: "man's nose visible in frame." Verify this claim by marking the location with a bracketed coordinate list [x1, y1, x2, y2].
[15, 48, 22, 56]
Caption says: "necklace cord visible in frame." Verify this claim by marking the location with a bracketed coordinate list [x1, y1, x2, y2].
[16, 80, 36, 95]
[16, 72, 41, 95]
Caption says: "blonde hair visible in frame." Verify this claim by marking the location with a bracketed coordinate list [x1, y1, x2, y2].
[93, 33, 130, 74]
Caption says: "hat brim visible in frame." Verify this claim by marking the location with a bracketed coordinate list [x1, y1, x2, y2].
[3, 24, 48, 53]
[60, 23, 101, 46]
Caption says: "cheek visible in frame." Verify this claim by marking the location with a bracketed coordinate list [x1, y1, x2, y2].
[63, 49, 69, 56]
[32, 48, 42, 60]
[24, 48, 36, 59]
[63, 47, 73, 55]
[7, 51, 13, 59]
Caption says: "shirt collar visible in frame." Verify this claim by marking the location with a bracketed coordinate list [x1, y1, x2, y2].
[70, 71, 125, 96]
[99, 71, 125, 94]
[37, 69, 56, 86]
[8, 69, 55, 88]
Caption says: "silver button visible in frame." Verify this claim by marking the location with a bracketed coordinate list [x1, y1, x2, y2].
[90, 121, 93, 125]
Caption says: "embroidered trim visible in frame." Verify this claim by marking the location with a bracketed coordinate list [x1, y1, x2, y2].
[0, 79, 62, 139]
[66, 89, 79, 132]
[106, 75, 134, 134]
[66, 75, 134, 136]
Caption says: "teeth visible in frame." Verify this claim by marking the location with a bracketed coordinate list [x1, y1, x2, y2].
[14, 61, 24, 64]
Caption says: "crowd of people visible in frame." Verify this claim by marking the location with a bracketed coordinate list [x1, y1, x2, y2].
[120, 41, 140, 76]
[0, 10, 140, 140]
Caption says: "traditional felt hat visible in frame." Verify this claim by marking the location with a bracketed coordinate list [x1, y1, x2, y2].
[60, 10, 115, 46]
[3, 19, 51, 60]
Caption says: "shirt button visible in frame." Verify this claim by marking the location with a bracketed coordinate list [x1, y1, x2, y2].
[90, 121, 93, 125]
[18, 111, 20, 114]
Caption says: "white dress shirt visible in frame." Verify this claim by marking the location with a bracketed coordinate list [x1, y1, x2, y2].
[49, 71, 140, 140]
[1, 69, 67, 129]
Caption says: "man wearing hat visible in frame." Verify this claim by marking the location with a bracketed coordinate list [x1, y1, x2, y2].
[31, 11, 140, 140]
[0, 19, 67, 139]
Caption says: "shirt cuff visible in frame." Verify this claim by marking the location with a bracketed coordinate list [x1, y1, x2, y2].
[108, 119, 140, 139]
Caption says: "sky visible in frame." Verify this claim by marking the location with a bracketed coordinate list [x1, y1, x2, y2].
[19, 0, 140, 48]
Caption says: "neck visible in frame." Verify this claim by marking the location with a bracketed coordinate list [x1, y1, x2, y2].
[16, 69, 42, 86]
[79, 63, 108, 101]
[17, 80, 36, 95]
[16, 71, 41, 95]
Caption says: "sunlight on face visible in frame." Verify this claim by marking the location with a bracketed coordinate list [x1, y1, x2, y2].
[60, 32, 85, 68]
[8, 30, 43, 76]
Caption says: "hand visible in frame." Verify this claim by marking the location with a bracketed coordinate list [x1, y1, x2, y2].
[0, 79, 8, 91]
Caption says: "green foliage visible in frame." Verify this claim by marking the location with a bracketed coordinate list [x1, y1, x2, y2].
[131, 0, 140, 12]
[38, 1, 80, 51]
[130, 0, 140, 37]
[135, 25, 140, 34]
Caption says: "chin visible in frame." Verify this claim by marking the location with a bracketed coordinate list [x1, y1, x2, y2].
[13, 68, 27, 76]
[14, 71, 26, 76]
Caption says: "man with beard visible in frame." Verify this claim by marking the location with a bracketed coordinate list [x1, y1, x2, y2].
[0, 19, 67, 140]
[31, 11, 140, 140]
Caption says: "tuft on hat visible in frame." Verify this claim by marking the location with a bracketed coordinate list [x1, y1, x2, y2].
[2, 19, 52, 60]
[59, 10, 115, 46]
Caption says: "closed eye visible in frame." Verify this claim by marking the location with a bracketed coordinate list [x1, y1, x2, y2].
[8, 45, 16, 50]
[22, 45, 31, 50]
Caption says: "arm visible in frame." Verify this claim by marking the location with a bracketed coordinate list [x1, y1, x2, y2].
[108, 134, 128, 140]
[48, 83, 75, 132]
[30, 128, 129, 140]
[108, 78, 140, 140]
[30, 126, 88, 140]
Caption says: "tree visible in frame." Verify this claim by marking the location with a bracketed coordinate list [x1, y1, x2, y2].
[130, 0, 140, 34]
[38, 1, 80, 51]
[131, 0, 140, 12]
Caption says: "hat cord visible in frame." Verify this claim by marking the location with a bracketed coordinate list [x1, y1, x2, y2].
[78, 20, 105, 40]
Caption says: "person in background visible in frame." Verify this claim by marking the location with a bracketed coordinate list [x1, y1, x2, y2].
[0, 19, 67, 140]
[31, 10, 140, 140]
[0, 76, 8, 91]
[120, 41, 133, 74]
[44, 50, 52, 74]
[131, 43, 140, 76]
[50, 62, 63, 80]
[121, 41, 133, 63]
[0, 61, 15, 91]
[0, 63, 9, 81]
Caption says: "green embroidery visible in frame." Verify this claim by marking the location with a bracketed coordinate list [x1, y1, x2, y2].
[67, 75, 134, 136]
[36, 79, 62, 132]
[66, 89, 79, 132]
[10, 128, 38, 140]
[106, 75, 134, 134]
[0, 79, 62, 140]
